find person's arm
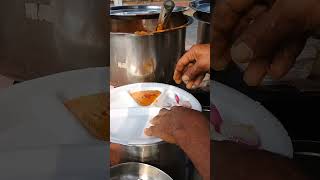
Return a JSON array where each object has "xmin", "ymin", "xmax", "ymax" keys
[
  {"xmin": 213, "ymin": 141, "xmax": 309, "ymax": 180},
  {"xmin": 175, "ymin": 130, "xmax": 210, "ymax": 180},
  {"xmin": 310, "ymin": 1, "xmax": 320, "ymax": 38},
  {"xmin": 144, "ymin": 107, "xmax": 210, "ymax": 180}
]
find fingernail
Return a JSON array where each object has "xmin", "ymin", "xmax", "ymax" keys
[
  {"xmin": 231, "ymin": 42, "xmax": 253, "ymax": 63},
  {"xmin": 194, "ymin": 81, "xmax": 201, "ymax": 87},
  {"xmin": 186, "ymin": 84, "xmax": 193, "ymax": 89},
  {"xmin": 173, "ymin": 76, "xmax": 181, "ymax": 84},
  {"xmin": 191, "ymin": 85, "xmax": 197, "ymax": 89},
  {"xmin": 182, "ymin": 75, "xmax": 190, "ymax": 82},
  {"xmin": 243, "ymin": 75, "xmax": 261, "ymax": 87},
  {"xmin": 144, "ymin": 129, "xmax": 151, "ymax": 136}
]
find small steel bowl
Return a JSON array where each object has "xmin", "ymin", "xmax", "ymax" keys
[{"xmin": 111, "ymin": 162, "xmax": 173, "ymax": 180}]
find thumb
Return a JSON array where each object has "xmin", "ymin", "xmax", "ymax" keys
[
  {"xmin": 230, "ymin": 2, "xmax": 305, "ymax": 63},
  {"xmin": 173, "ymin": 46, "xmax": 197, "ymax": 84}
]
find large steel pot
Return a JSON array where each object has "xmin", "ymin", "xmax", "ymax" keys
[
  {"xmin": 110, "ymin": 13, "xmax": 193, "ymax": 86},
  {"xmin": 193, "ymin": 11, "xmax": 210, "ymax": 44},
  {"xmin": 293, "ymin": 140, "xmax": 320, "ymax": 179},
  {"xmin": 0, "ymin": 0, "xmax": 107, "ymax": 80},
  {"xmin": 110, "ymin": 142, "xmax": 189, "ymax": 180},
  {"xmin": 111, "ymin": 162, "xmax": 173, "ymax": 180}
]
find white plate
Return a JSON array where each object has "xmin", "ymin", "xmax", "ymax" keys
[
  {"xmin": 211, "ymin": 81, "xmax": 293, "ymax": 158},
  {"xmin": 0, "ymin": 67, "xmax": 108, "ymax": 149},
  {"xmin": 0, "ymin": 67, "xmax": 108, "ymax": 179},
  {"xmin": 110, "ymin": 83, "xmax": 202, "ymax": 145},
  {"xmin": 0, "ymin": 144, "xmax": 108, "ymax": 180}
]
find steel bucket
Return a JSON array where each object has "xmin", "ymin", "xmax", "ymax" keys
[
  {"xmin": 111, "ymin": 162, "xmax": 173, "ymax": 180},
  {"xmin": 193, "ymin": 11, "xmax": 210, "ymax": 44},
  {"xmin": 110, "ymin": 142, "xmax": 189, "ymax": 180},
  {"xmin": 110, "ymin": 13, "xmax": 193, "ymax": 86}
]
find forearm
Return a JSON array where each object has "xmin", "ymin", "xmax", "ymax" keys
[
  {"xmin": 309, "ymin": 1, "xmax": 320, "ymax": 37},
  {"xmin": 176, "ymin": 131, "xmax": 210, "ymax": 180},
  {"xmin": 213, "ymin": 141, "xmax": 309, "ymax": 180}
]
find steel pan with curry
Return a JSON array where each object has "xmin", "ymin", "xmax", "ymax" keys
[{"xmin": 110, "ymin": 7, "xmax": 193, "ymax": 86}]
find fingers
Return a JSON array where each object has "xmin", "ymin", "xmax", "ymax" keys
[
  {"xmin": 212, "ymin": 31, "xmax": 232, "ymax": 71},
  {"xmin": 242, "ymin": 34, "xmax": 306, "ymax": 86},
  {"xmin": 173, "ymin": 48, "xmax": 197, "ymax": 84},
  {"xmin": 150, "ymin": 116, "xmax": 161, "ymax": 125},
  {"xmin": 158, "ymin": 108, "xmax": 169, "ymax": 115},
  {"xmin": 268, "ymin": 38, "xmax": 306, "ymax": 80},
  {"xmin": 150, "ymin": 109, "xmax": 169, "ymax": 125},
  {"xmin": 243, "ymin": 59, "xmax": 269, "ymax": 86},
  {"xmin": 232, "ymin": 4, "xmax": 268, "ymax": 41},
  {"xmin": 144, "ymin": 125, "xmax": 160, "ymax": 136},
  {"xmin": 185, "ymin": 74, "xmax": 205, "ymax": 89},
  {"xmin": 183, "ymin": 63, "xmax": 204, "ymax": 80},
  {"xmin": 144, "ymin": 126, "xmax": 176, "ymax": 144},
  {"xmin": 181, "ymin": 63, "xmax": 195, "ymax": 84},
  {"xmin": 193, "ymin": 74, "xmax": 206, "ymax": 88},
  {"xmin": 182, "ymin": 63, "xmax": 206, "ymax": 89},
  {"xmin": 231, "ymin": 3, "xmax": 304, "ymax": 64},
  {"xmin": 174, "ymin": 44, "xmax": 209, "ymax": 87},
  {"xmin": 186, "ymin": 81, "xmax": 194, "ymax": 90},
  {"xmin": 242, "ymin": 38, "xmax": 306, "ymax": 86},
  {"xmin": 147, "ymin": 108, "xmax": 170, "ymax": 132},
  {"xmin": 145, "ymin": 110, "xmax": 177, "ymax": 144},
  {"xmin": 214, "ymin": 0, "xmax": 253, "ymax": 36},
  {"xmin": 212, "ymin": 0, "xmax": 257, "ymax": 70}
]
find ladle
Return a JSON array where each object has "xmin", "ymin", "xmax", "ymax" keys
[{"xmin": 156, "ymin": 0, "xmax": 175, "ymax": 31}]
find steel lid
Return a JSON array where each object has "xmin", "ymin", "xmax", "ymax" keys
[
  {"xmin": 110, "ymin": 5, "xmax": 188, "ymax": 16},
  {"xmin": 189, "ymin": 0, "xmax": 211, "ymax": 14}
]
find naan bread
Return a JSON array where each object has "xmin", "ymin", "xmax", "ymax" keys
[
  {"xmin": 129, "ymin": 90, "xmax": 161, "ymax": 106},
  {"xmin": 64, "ymin": 93, "xmax": 109, "ymax": 141}
]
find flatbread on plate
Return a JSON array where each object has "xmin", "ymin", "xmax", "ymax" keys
[{"xmin": 64, "ymin": 93, "xmax": 109, "ymax": 141}]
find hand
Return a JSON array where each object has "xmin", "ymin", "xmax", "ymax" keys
[
  {"xmin": 144, "ymin": 106, "xmax": 209, "ymax": 145},
  {"xmin": 213, "ymin": 0, "xmax": 320, "ymax": 86},
  {"xmin": 145, "ymin": 107, "xmax": 210, "ymax": 180},
  {"xmin": 173, "ymin": 44, "xmax": 210, "ymax": 89},
  {"xmin": 214, "ymin": 141, "xmax": 309, "ymax": 180},
  {"xmin": 110, "ymin": 143, "xmax": 122, "ymax": 166}
]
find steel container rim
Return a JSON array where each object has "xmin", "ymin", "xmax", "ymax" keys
[
  {"xmin": 193, "ymin": 11, "xmax": 210, "ymax": 25},
  {"xmin": 110, "ymin": 140, "xmax": 167, "ymax": 147},
  {"xmin": 110, "ymin": 15, "xmax": 193, "ymax": 37},
  {"xmin": 110, "ymin": 5, "xmax": 189, "ymax": 16},
  {"xmin": 111, "ymin": 162, "xmax": 173, "ymax": 180}
]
